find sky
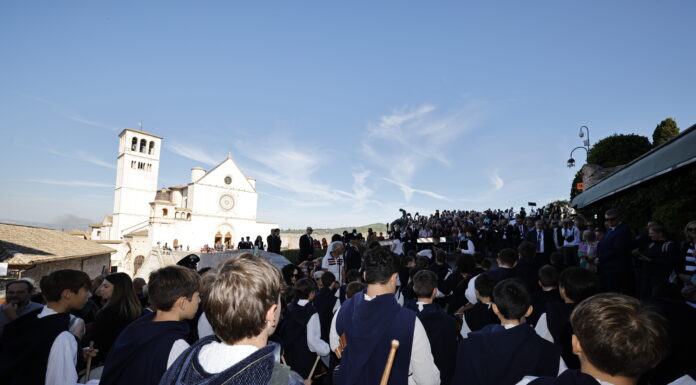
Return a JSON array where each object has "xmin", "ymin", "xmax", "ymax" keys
[{"xmin": 1, "ymin": 1, "xmax": 695, "ymax": 229}]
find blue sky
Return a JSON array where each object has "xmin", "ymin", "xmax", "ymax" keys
[{"xmin": 1, "ymin": 1, "xmax": 695, "ymax": 229}]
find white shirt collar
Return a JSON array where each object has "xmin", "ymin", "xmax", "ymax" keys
[{"xmin": 297, "ymin": 299, "xmax": 309, "ymax": 306}]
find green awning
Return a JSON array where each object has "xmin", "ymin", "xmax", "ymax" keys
[{"xmin": 572, "ymin": 123, "xmax": 696, "ymax": 209}]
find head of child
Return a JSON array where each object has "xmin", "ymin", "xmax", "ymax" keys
[
  {"xmin": 571, "ymin": 294, "xmax": 668, "ymax": 384},
  {"xmin": 497, "ymin": 248, "xmax": 518, "ymax": 269},
  {"xmin": 474, "ymin": 274, "xmax": 494, "ymax": 304},
  {"xmin": 538, "ymin": 264, "xmax": 559, "ymax": 290},
  {"xmin": 345, "ymin": 281, "xmax": 366, "ymax": 300},
  {"xmin": 40, "ymin": 269, "xmax": 92, "ymax": 312},
  {"xmin": 205, "ymin": 254, "xmax": 285, "ymax": 347},
  {"xmin": 491, "ymin": 279, "xmax": 532, "ymax": 325},
  {"xmin": 294, "ymin": 278, "xmax": 317, "ymax": 302},
  {"xmin": 362, "ymin": 247, "xmax": 400, "ymax": 295},
  {"xmin": 321, "ymin": 271, "xmax": 338, "ymax": 291},
  {"xmin": 413, "ymin": 270, "xmax": 438, "ymax": 304},
  {"xmin": 148, "ymin": 265, "xmax": 202, "ymax": 321},
  {"xmin": 559, "ymin": 267, "xmax": 599, "ymax": 304}
]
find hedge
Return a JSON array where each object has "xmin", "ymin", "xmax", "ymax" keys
[{"xmin": 577, "ymin": 163, "xmax": 696, "ymax": 241}]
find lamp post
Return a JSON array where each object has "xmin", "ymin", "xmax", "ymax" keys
[{"xmin": 567, "ymin": 125, "xmax": 591, "ymax": 168}]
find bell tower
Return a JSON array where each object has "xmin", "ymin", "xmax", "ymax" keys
[{"xmin": 111, "ymin": 128, "xmax": 162, "ymax": 239}]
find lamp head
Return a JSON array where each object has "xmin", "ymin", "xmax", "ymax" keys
[{"xmin": 567, "ymin": 158, "xmax": 576, "ymax": 168}]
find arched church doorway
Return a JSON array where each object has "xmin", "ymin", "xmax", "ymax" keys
[
  {"xmin": 224, "ymin": 232, "xmax": 232, "ymax": 249},
  {"xmin": 134, "ymin": 255, "xmax": 145, "ymax": 275},
  {"xmin": 214, "ymin": 232, "xmax": 222, "ymax": 246}
]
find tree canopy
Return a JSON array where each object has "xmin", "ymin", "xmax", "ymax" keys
[
  {"xmin": 652, "ymin": 118, "xmax": 680, "ymax": 147},
  {"xmin": 586, "ymin": 134, "xmax": 652, "ymax": 168}
]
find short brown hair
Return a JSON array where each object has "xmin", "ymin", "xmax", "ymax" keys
[
  {"xmin": 205, "ymin": 253, "xmax": 284, "ymax": 344},
  {"xmin": 413, "ymin": 270, "xmax": 438, "ymax": 298},
  {"xmin": 148, "ymin": 266, "xmax": 201, "ymax": 311},
  {"xmin": 40, "ymin": 270, "xmax": 91, "ymax": 302},
  {"xmin": 571, "ymin": 293, "xmax": 668, "ymax": 377},
  {"xmin": 346, "ymin": 281, "xmax": 365, "ymax": 299}
]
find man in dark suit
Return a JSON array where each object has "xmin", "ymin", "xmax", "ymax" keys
[
  {"xmin": 299, "ymin": 227, "xmax": 314, "ymax": 263},
  {"xmin": 526, "ymin": 220, "xmax": 557, "ymax": 268},
  {"xmin": 267, "ymin": 228, "xmax": 281, "ymax": 254},
  {"xmin": 597, "ymin": 209, "xmax": 634, "ymax": 295}
]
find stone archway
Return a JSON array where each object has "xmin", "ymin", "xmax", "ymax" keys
[
  {"xmin": 224, "ymin": 232, "xmax": 232, "ymax": 248},
  {"xmin": 134, "ymin": 255, "xmax": 145, "ymax": 275},
  {"xmin": 214, "ymin": 232, "xmax": 222, "ymax": 246}
]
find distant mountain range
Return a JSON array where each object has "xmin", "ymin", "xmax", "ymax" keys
[{"xmin": 0, "ymin": 214, "xmax": 96, "ymax": 231}]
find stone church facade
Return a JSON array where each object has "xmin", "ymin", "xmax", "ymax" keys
[{"xmin": 91, "ymin": 128, "xmax": 277, "ymax": 277}]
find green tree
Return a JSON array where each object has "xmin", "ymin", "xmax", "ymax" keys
[
  {"xmin": 652, "ymin": 118, "xmax": 680, "ymax": 147},
  {"xmin": 570, "ymin": 170, "xmax": 583, "ymax": 200},
  {"xmin": 587, "ymin": 134, "xmax": 651, "ymax": 168}
]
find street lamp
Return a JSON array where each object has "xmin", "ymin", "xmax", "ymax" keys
[
  {"xmin": 567, "ymin": 146, "xmax": 588, "ymax": 168},
  {"xmin": 578, "ymin": 125, "xmax": 591, "ymax": 148},
  {"xmin": 568, "ymin": 125, "xmax": 591, "ymax": 168}
]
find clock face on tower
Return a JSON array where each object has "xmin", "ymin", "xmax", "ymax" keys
[{"xmin": 219, "ymin": 194, "xmax": 235, "ymax": 211}]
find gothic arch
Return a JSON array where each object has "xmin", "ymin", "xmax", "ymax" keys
[
  {"xmin": 140, "ymin": 139, "xmax": 147, "ymax": 153},
  {"xmin": 148, "ymin": 141, "xmax": 155, "ymax": 155},
  {"xmin": 134, "ymin": 255, "xmax": 145, "ymax": 275},
  {"xmin": 131, "ymin": 137, "xmax": 138, "ymax": 151}
]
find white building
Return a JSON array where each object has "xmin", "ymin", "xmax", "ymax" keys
[{"xmin": 91, "ymin": 128, "xmax": 277, "ymax": 277}]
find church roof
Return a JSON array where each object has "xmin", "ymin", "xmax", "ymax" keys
[
  {"xmin": 119, "ymin": 128, "xmax": 163, "ymax": 139},
  {"xmin": 0, "ymin": 223, "xmax": 116, "ymax": 265},
  {"xmin": 124, "ymin": 229, "xmax": 149, "ymax": 237}
]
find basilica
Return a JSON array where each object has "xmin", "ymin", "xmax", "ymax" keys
[{"xmin": 90, "ymin": 128, "xmax": 277, "ymax": 277}]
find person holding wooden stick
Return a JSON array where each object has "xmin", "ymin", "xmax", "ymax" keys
[
  {"xmin": 0, "ymin": 269, "xmax": 99, "ymax": 385},
  {"xmin": 332, "ymin": 247, "xmax": 440, "ymax": 385}
]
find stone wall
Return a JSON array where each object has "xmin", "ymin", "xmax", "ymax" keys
[
  {"xmin": 20, "ymin": 253, "xmax": 112, "ymax": 281},
  {"xmin": 581, "ymin": 163, "xmax": 625, "ymax": 190}
]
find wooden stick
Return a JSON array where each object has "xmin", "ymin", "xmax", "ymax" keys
[
  {"xmin": 379, "ymin": 339, "xmax": 400, "ymax": 385},
  {"xmin": 84, "ymin": 341, "xmax": 95, "ymax": 382},
  {"xmin": 307, "ymin": 355, "xmax": 321, "ymax": 380}
]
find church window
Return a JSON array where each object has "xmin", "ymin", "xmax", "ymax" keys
[
  {"xmin": 162, "ymin": 208, "xmax": 168, "ymax": 217},
  {"xmin": 140, "ymin": 139, "xmax": 147, "ymax": 153},
  {"xmin": 131, "ymin": 137, "xmax": 138, "ymax": 151},
  {"xmin": 148, "ymin": 141, "xmax": 155, "ymax": 155},
  {"xmin": 224, "ymin": 176, "xmax": 232, "ymax": 185},
  {"xmin": 186, "ymin": 213, "xmax": 191, "ymax": 220}
]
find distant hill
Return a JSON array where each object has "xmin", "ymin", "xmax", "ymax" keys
[
  {"xmin": 0, "ymin": 214, "xmax": 95, "ymax": 231},
  {"xmin": 282, "ymin": 223, "xmax": 389, "ymax": 235}
]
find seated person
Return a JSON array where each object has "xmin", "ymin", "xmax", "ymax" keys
[
  {"xmin": 519, "ymin": 293, "xmax": 670, "ymax": 385},
  {"xmin": 452, "ymin": 278, "xmax": 563, "ymax": 385},
  {"xmin": 100, "ymin": 265, "xmax": 201, "ymax": 385},
  {"xmin": 159, "ymin": 254, "xmax": 304, "ymax": 385}
]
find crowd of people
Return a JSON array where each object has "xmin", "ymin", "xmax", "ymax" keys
[{"xmin": 0, "ymin": 207, "xmax": 694, "ymax": 385}]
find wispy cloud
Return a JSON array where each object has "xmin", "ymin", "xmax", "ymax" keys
[
  {"xmin": 235, "ymin": 138, "xmax": 379, "ymax": 210},
  {"xmin": 382, "ymin": 178, "xmax": 448, "ymax": 201},
  {"xmin": 167, "ymin": 143, "xmax": 220, "ymax": 167},
  {"xmin": 24, "ymin": 179, "xmax": 112, "ymax": 188},
  {"xmin": 47, "ymin": 149, "xmax": 115, "ymax": 169},
  {"xmin": 490, "ymin": 170, "xmax": 504, "ymax": 191},
  {"xmin": 362, "ymin": 103, "xmax": 482, "ymax": 201},
  {"xmin": 27, "ymin": 95, "xmax": 120, "ymax": 131}
]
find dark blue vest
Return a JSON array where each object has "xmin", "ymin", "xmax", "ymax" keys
[
  {"xmin": 101, "ymin": 312, "xmax": 189, "ymax": 385},
  {"xmin": 452, "ymin": 323, "xmax": 561, "ymax": 385},
  {"xmin": 0, "ymin": 309, "xmax": 70, "ymax": 385},
  {"xmin": 279, "ymin": 300, "xmax": 317, "ymax": 378},
  {"xmin": 336, "ymin": 292, "xmax": 416, "ymax": 385}
]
